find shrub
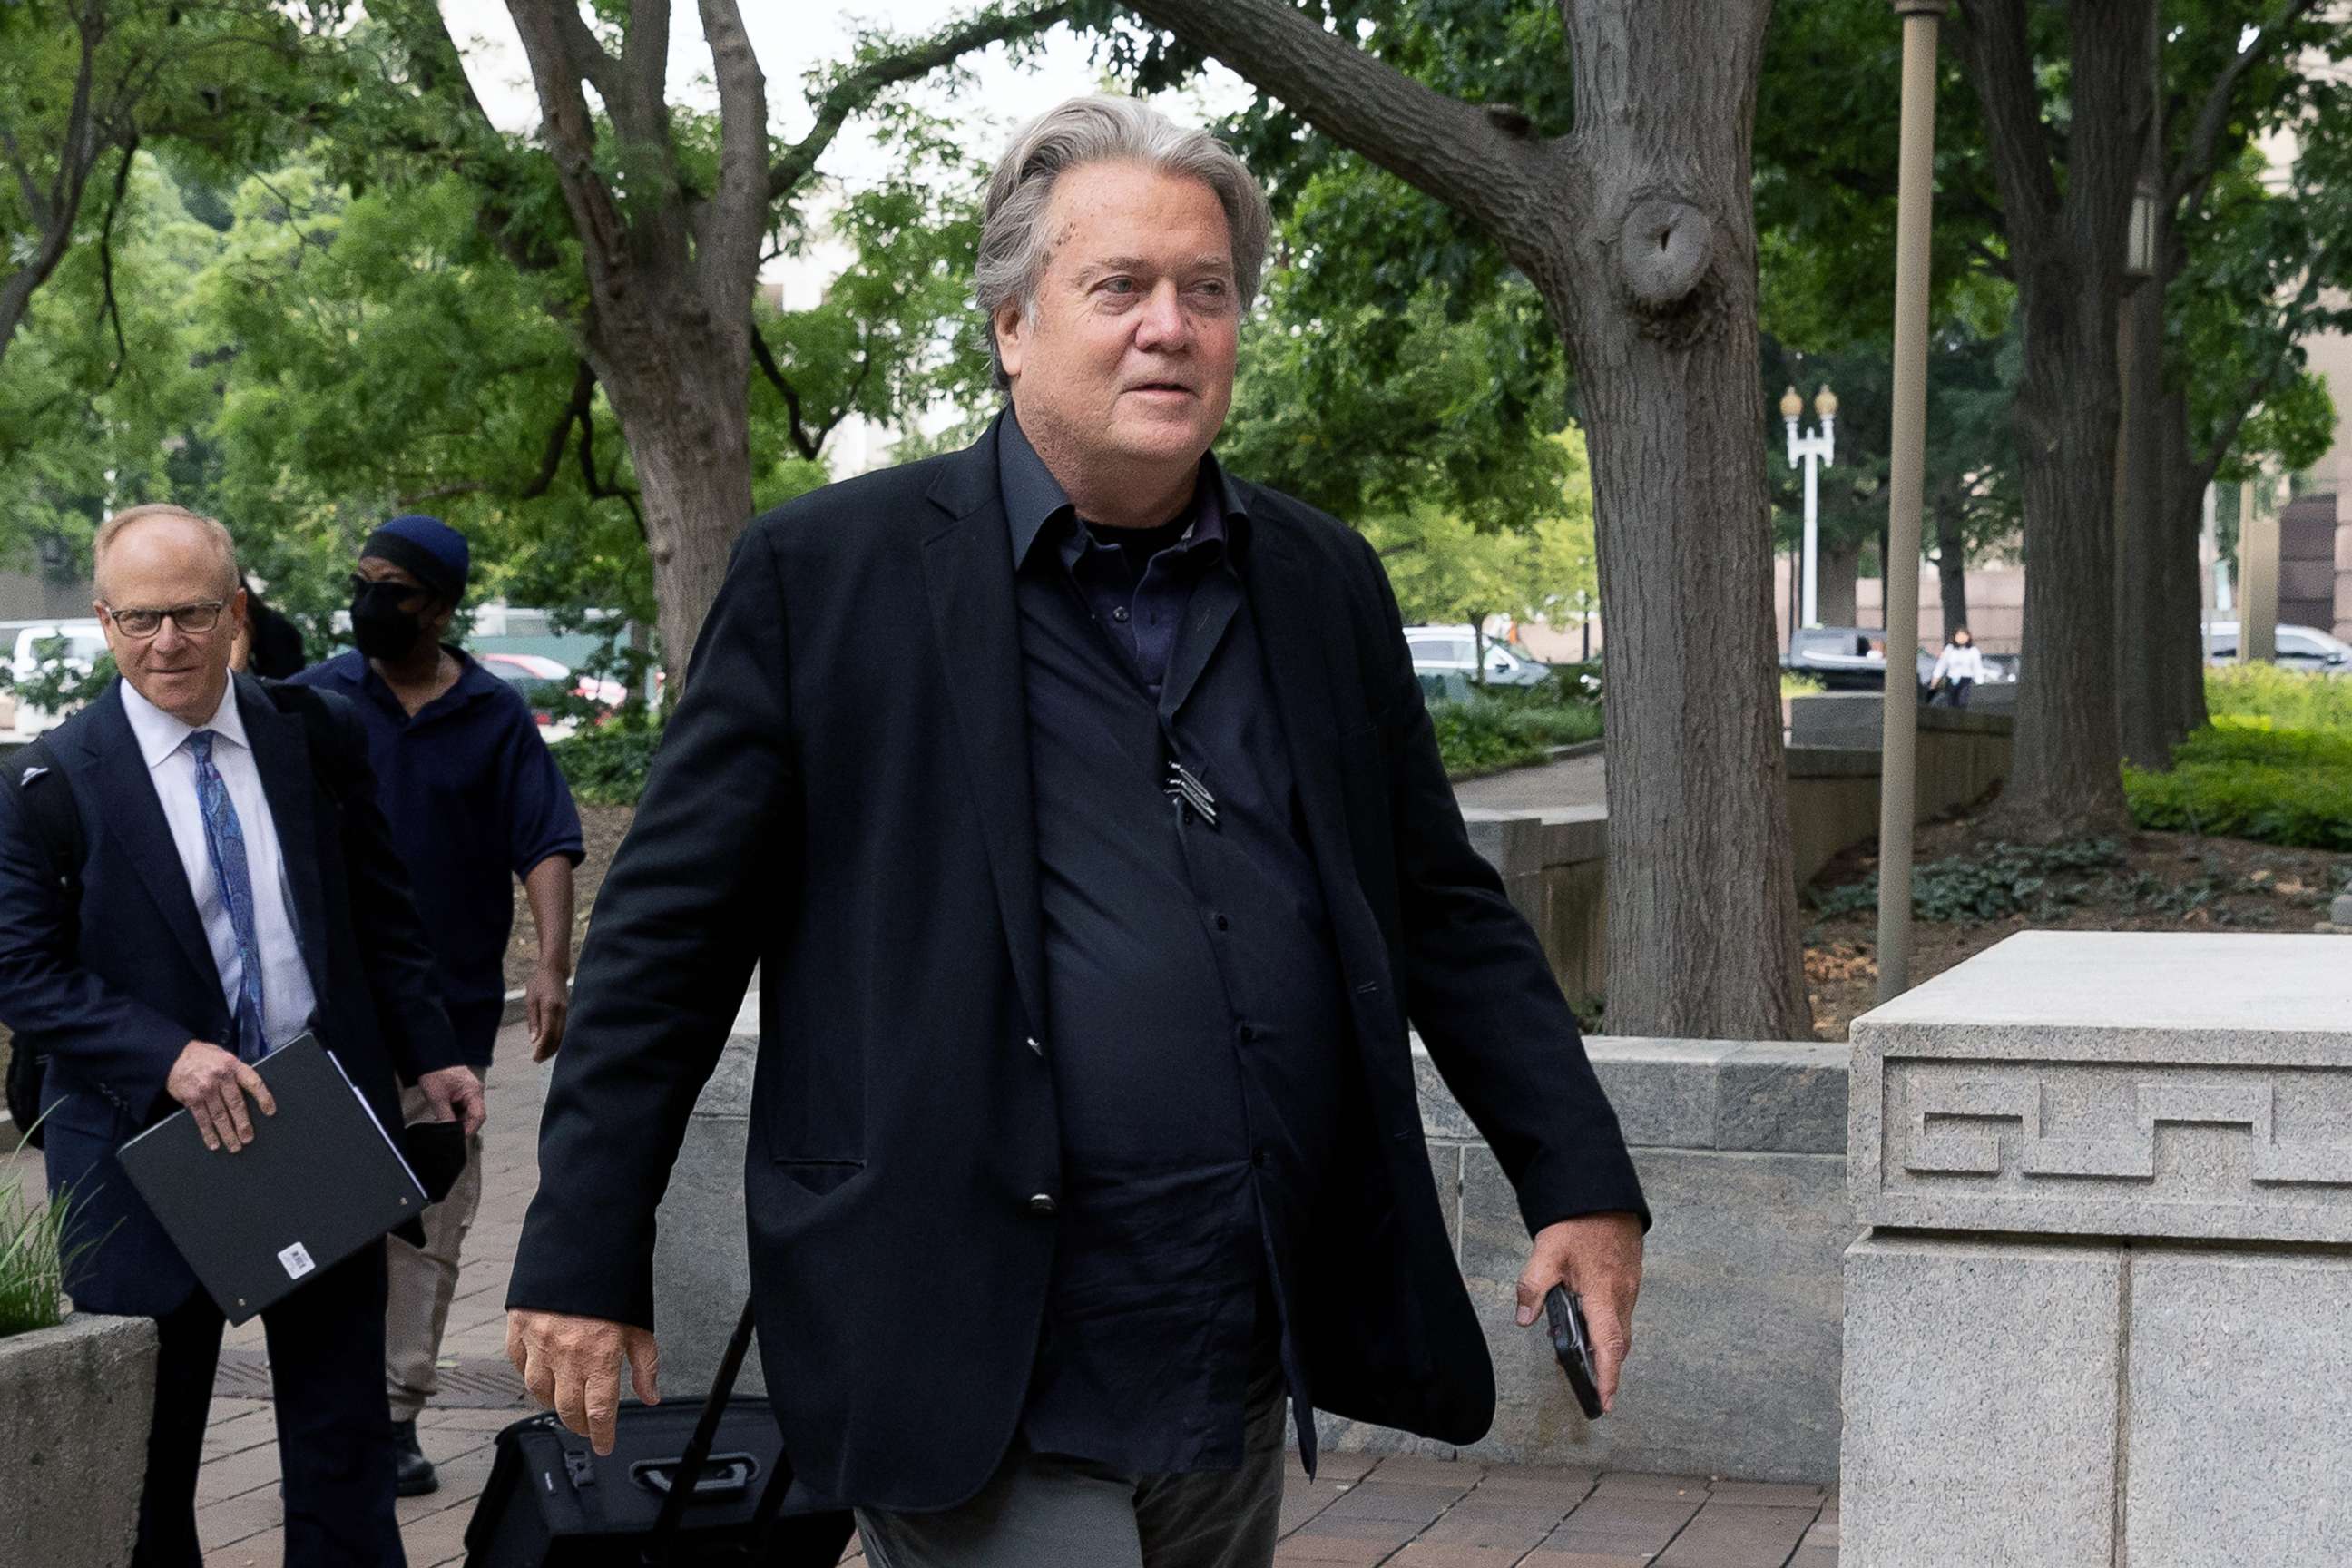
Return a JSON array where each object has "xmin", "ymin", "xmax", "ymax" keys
[
  {"xmin": 551, "ymin": 716, "xmax": 666, "ymax": 806},
  {"xmin": 1433, "ymin": 690, "xmax": 1602, "ymax": 778},
  {"xmin": 1811, "ymin": 839, "xmax": 2128, "ymax": 923},
  {"xmin": 2125, "ymin": 720, "xmax": 2352, "ymax": 851}
]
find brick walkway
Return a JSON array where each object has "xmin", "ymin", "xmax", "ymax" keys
[{"xmin": 17, "ymin": 1024, "xmax": 1838, "ymax": 1568}]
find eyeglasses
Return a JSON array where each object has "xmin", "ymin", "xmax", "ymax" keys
[{"xmin": 101, "ymin": 601, "xmax": 228, "ymax": 639}]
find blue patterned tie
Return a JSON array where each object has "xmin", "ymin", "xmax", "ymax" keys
[{"xmin": 187, "ymin": 730, "xmax": 267, "ymax": 1063}]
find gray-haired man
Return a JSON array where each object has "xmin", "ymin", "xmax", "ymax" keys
[{"xmin": 505, "ymin": 95, "xmax": 1648, "ymax": 1568}]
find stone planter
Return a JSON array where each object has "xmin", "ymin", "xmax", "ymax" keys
[{"xmin": 0, "ymin": 1312, "xmax": 159, "ymax": 1568}]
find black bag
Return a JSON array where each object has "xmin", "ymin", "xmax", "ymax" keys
[
  {"xmin": 5, "ymin": 737, "xmax": 77, "ymax": 1149},
  {"xmin": 464, "ymin": 1302, "xmax": 857, "ymax": 1567}
]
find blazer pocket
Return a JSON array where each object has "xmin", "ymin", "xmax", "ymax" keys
[{"xmin": 772, "ymin": 1157, "xmax": 865, "ymax": 1197}]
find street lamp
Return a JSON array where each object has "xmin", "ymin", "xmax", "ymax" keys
[{"xmin": 1783, "ymin": 384, "xmax": 1838, "ymax": 628}]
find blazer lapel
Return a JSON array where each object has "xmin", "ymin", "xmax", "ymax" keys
[
  {"xmin": 920, "ymin": 429, "xmax": 1047, "ymax": 1037},
  {"xmin": 74, "ymin": 685, "xmax": 220, "ymax": 995},
  {"xmin": 236, "ymin": 677, "xmax": 332, "ymax": 1010}
]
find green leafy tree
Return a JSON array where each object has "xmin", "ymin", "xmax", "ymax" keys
[
  {"xmin": 333, "ymin": 0, "xmax": 1074, "ymax": 686},
  {"xmin": 1102, "ymin": 0, "xmax": 1813, "ymax": 1038}
]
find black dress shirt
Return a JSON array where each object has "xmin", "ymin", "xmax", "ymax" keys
[{"xmin": 999, "ymin": 409, "xmax": 1352, "ymax": 1475}]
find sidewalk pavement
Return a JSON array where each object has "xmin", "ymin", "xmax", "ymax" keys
[{"xmin": 26, "ymin": 1024, "xmax": 1838, "ymax": 1568}]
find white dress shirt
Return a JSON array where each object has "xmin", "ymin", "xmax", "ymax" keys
[
  {"xmin": 121, "ymin": 679, "xmax": 319, "ymax": 1050},
  {"xmin": 1930, "ymin": 643, "xmax": 1987, "ymax": 684}
]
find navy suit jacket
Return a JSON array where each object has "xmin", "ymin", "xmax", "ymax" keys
[
  {"xmin": 0, "ymin": 675, "xmax": 459, "ymax": 1317},
  {"xmin": 509, "ymin": 424, "xmax": 1645, "ymax": 1512}
]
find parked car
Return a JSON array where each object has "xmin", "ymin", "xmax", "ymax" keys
[
  {"xmin": 8, "ymin": 622, "xmax": 108, "ymax": 737},
  {"xmin": 476, "ymin": 652, "xmax": 625, "ymax": 740},
  {"xmin": 1783, "ymin": 626, "xmax": 1929, "ymax": 691},
  {"xmin": 1405, "ymin": 625, "xmax": 1552, "ymax": 689},
  {"xmin": 2201, "ymin": 621, "xmax": 2352, "ymax": 673},
  {"xmin": 1783, "ymin": 625, "xmax": 2019, "ymax": 693}
]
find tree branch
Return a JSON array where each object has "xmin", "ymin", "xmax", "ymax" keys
[
  {"xmin": 695, "ymin": 0, "xmax": 771, "ymax": 299},
  {"xmin": 1120, "ymin": 0, "xmax": 1550, "ymax": 250},
  {"xmin": 94, "ymin": 131, "xmax": 138, "ymax": 392},
  {"xmin": 749, "ymin": 323, "xmax": 824, "ymax": 460},
  {"xmin": 519, "ymin": 359, "xmax": 599, "ymax": 499},
  {"xmin": 767, "ymin": 2, "xmax": 1076, "ymax": 203},
  {"xmin": 1953, "ymin": 0, "xmax": 2064, "ymax": 244},
  {"xmin": 2168, "ymin": 0, "xmax": 2327, "ymax": 214}
]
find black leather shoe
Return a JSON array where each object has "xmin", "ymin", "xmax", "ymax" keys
[{"xmin": 392, "ymin": 1419, "xmax": 439, "ymax": 1497}]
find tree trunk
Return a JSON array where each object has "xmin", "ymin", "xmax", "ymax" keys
[
  {"xmin": 2152, "ymin": 385, "xmax": 2210, "ymax": 749},
  {"xmin": 1125, "ymin": 0, "xmax": 1808, "ymax": 1039},
  {"xmin": 1932, "ymin": 494, "xmax": 1970, "ymax": 642},
  {"xmin": 1818, "ymin": 533, "xmax": 1862, "ymax": 628},
  {"xmin": 588, "ymin": 306, "xmax": 757, "ymax": 691},
  {"xmin": 1962, "ymin": 0, "xmax": 2151, "ymax": 841},
  {"xmin": 2115, "ymin": 270, "xmax": 2171, "ymax": 769}
]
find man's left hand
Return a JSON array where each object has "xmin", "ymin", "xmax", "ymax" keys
[
  {"xmin": 1516, "ymin": 1210, "xmax": 1644, "ymax": 1414},
  {"xmin": 526, "ymin": 963, "xmax": 571, "ymax": 1063},
  {"xmin": 418, "ymin": 1064, "xmax": 487, "ymax": 1138}
]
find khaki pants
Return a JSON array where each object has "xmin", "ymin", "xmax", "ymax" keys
[{"xmin": 385, "ymin": 1082, "xmax": 486, "ymax": 1424}]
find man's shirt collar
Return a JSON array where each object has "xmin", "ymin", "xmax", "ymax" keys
[
  {"xmin": 121, "ymin": 675, "xmax": 249, "ymax": 771},
  {"xmin": 995, "ymin": 405, "xmax": 1249, "ymax": 571}
]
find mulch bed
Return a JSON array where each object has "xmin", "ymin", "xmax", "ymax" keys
[{"xmin": 1801, "ymin": 812, "xmax": 2351, "ymax": 1041}]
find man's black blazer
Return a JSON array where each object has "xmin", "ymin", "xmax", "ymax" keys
[
  {"xmin": 510, "ymin": 418, "xmax": 1644, "ymax": 1512},
  {"xmin": 0, "ymin": 675, "xmax": 460, "ymax": 1317}
]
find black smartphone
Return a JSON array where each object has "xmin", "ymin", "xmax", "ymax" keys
[{"xmin": 1544, "ymin": 1284, "xmax": 1605, "ymax": 1420}]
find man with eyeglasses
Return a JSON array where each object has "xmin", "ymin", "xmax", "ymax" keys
[
  {"xmin": 291, "ymin": 513, "xmax": 583, "ymax": 1496},
  {"xmin": 0, "ymin": 503, "xmax": 483, "ymax": 1567}
]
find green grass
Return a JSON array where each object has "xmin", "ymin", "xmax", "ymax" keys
[
  {"xmin": 0, "ymin": 1161, "xmax": 71, "ymax": 1340},
  {"xmin": 2124, "ymin": 718, "xmax": 2352, "ymax": 852}
]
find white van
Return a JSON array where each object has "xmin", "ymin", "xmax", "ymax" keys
[{"xmin": 9, "ymin": 622, "xmax": 109, "ymax": 737}]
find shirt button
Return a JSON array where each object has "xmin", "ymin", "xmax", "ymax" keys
[
  {"xmin": 1239, "ymin": 1025, "xmax": 1259, "ymax": 1044},
  {"xmin": 1027, "ymin": 1193, "xmax": 1058, "ymax": 1215},
  {"xmin": 1213, "ymin": 914, "xmax": 1230, "ymax": 932},
  {"xmin": 1112, "ymin": 605, "xmax": 1131, "ymax": 622},
  {"xmin": 1024, "ymin": 1034, "xmax": 1044, "ymax": 1056},
  {"xmin": 1252, "ymin": 1147, "xmax": 1270, "ymax": 1170}
]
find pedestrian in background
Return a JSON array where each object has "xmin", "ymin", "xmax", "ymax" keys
[
  {"xmin": 0, "ymin": 503, "xmax": 480, "ymax": 1567},
  {"xmin": 292, "ymin": 513, "xmax": 583, "ymax": 1496},
  {"xmin": 1927, "ymin": 625, "xmax": 1984, "ymax": 707}
]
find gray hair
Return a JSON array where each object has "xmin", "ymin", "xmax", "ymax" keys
[
  {"xmin": 975, "ymin": 94, "xmax": 1272, "ymax": 390},
  {"xmin": 93, "ymin": 503, "xmax": 240, "ymax": 598}
]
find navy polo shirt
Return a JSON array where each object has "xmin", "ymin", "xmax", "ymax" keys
[
  {"xmin": 290, "ymin": 650, "xmax": 584, "ymax": 1066},
  {"xmin": 999, "ymin": 409, "xmax": 1353, "ymax": 1475}
]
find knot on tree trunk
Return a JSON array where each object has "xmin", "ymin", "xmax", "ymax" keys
[
  {"xmin": 1617, "ymin": 196, "xmax": 1720, "ymax": 343},
  {"xmin": 1483, "ymin": 102, "xmax": 1535, "ymax": 139}
]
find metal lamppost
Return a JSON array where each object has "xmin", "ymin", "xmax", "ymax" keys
[
  {"xmin": 1876, "ymin": 0, "xmax": 1946, "ymax": 1004},
  {"xmin": 1782, "ymin": 385, "xmax": 1839, "ymax": 629}
]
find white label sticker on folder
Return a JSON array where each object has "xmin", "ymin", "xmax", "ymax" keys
[{"xmin": 277, "ymin": 1242, "xmax": 316, "ymax": 1280}]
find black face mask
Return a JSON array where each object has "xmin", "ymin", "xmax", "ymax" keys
[{"xmin": 350, "ymin": 580, "xmax": 427, "ymax": 662}]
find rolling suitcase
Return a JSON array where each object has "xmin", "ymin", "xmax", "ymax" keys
[{"xmin": 463, "ymin": 1301, "xmax": 858, "ymax": 1566}]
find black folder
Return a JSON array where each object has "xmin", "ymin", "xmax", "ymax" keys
[{"xmin": 116, "ymin": 1034, "xmax": 427, "ymax": 1323}]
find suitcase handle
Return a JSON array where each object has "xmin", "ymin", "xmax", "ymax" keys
[{"xmin": 631, "ymin": 1452, "xmax": 760, "ymax": 1502}]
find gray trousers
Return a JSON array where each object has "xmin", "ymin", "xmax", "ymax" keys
[
  {"xmin": 856, "ymin": 1367, "xmax": 1288, "ymax": 1568},
  {"xmin": 385, "ymin": 1082, "xmax": 487, "ymax": 1423}
]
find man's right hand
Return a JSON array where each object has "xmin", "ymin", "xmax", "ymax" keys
[
  {"xmin": 506, "ymin": 1308, "xmax": 661, "ymax": 1455},
  {"xmin": 166, "ymin": 1040, "xmax": 275, "ymax": 1152}
]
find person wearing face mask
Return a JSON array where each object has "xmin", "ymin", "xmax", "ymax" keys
[
  {"xmin": 1927, "ymin": 624, "xmax": 1986, "ymax": 708},
  {"xmin": 290, "ymin": 513, "xmax": 584, "ymax": 1496}
]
